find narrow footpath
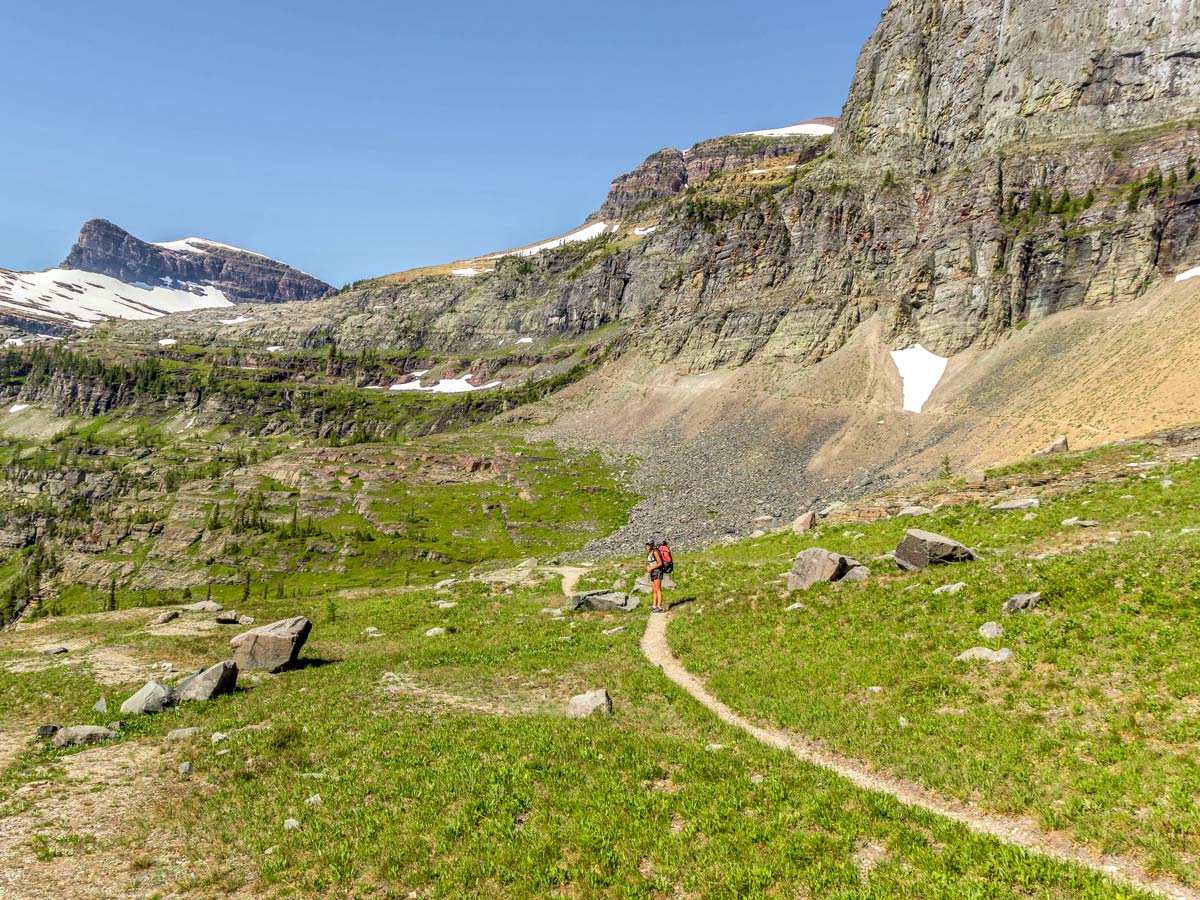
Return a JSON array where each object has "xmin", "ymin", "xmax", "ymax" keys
[{"xmin": 641, "ymin": 610, "xmax": 1199, "ymax": 900}]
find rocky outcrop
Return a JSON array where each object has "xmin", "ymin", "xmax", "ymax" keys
[
  {"xmin": 230, "ymin": 616, "xmax": 312, "ymax": 672},
  {"xmin": 62, "ymin": 219, "xmax": 334, "ymax": 304}
]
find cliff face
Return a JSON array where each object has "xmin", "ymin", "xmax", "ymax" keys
[
  {"xmin": 62, "ymin": 219, "xmax": 335, "ymax": 304},
  {"xmin": 837, "ymin": 0, "xmax": 1200, "ymax": 170}
]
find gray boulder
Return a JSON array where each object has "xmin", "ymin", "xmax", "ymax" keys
[
  {"xmin": 566, "ymin": 689, "xmax": 612, "ymax": 718},
  {"xmin": 425, "ymin": 627, "xmax": 446, "ymax": 637},
  {"xmin": 230, "ymin": 616, "xmax": 312, "ymax": 672},
  {"xmin": 894, "ymin": 530, "xmax": 978, "ymax": 571},
  {"xmin": 955, "ymin": 647, "xmax": 1014, "ymax": 663},
  {"xmin": 992, "ymin": 498, "xmax": 1040, "ymax": 511},
  {"xmin": 568, "ymin": 590, "xmax": 640, "ymax": 613},
  {"xmin": 897, "ymin": 506, "xmax": 933, "ymax": 518},
  {"xmin": 965, "ymin": 470, "xmax": 987, "ymax": 485},
  {"xmin": 238, "ymin": 615, "xmax": 255, "ymax": 626},
  {"xmin": 786, "ymin": 548, "xmax": 868, "ymax": 591},
  {"xmin": 1034, "ymin": 435, "xmax": 1069, "ymax": 456},
  {"xmin": 177, "ymin": 661, "xmax": 239, "ymax": 703},
  {"xmin": 120, "ymin": 681, "xmax": 177, "ymax": 715},
  {"xmin": 43, "ymin": 646, "xmax": 68, "ymax": 656},
  {"xmin": 978, "ymin": 621, "xmax": 1003, "ymax": 639},
  {"xmin": 154, "ymin": 610, "xmax": 180, "ymax": 625},
  {"xmin": 792, "ymin": 511, "xmax": 818, "ymax": 533},
  {"xmin": 166, "ymin": 727, "xmax": 201, "ymax": 742},
  {"xmin": 92, "ymin": 697, "xmax": 107, "ymax": 714},
  {"xmin": 52, "ymin": 725, "xmax": 115, "ymax": 747},
  {"xmin": 933, "ymin": 582, "xmax": 967, "ymax": 595},
  {"xmin": 182, "ymin": 600, "xmax": 223, "ymax": 612},
  {"xmin": 1002, "ymin": 592, "xmax": 1043, "ymax": 614},
  {"xmin": 215, "ymin": 611, "xmax": 240, "ymax": 625}
]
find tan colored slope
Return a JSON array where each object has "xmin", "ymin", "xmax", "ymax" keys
[{"xmin": 530, "ymin": 276, "xmax": 1200, "ymax": 541}]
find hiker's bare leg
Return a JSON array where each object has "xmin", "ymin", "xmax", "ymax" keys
[{"xmin": 652, "ymin": 579, "xmax": 663, "ymax": 609}]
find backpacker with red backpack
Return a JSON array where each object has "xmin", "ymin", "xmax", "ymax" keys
[{"xmin": 656, "ymin": 541, "xmax": 674, "ymax": 575}]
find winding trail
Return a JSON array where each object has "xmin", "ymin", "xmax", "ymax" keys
[{"xmin": 641, "ymin": 611, "xmax": 1199, "ymax": 900}]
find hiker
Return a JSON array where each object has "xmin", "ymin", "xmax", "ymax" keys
[{"xmin": 645, "ymin": 539, "xmax": 673, "ymax": 613}]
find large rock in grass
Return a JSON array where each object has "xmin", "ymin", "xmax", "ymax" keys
[
  {"xmin": 177, "ymin": 660, "xmax": 239, "ymax": 702},
  {"xmin": 120, "ymin": 681, "xmax": 177, "ymax": 715},
  {"xmin": 182, "ymin": 600, "xmax": 223, "ymax": 612},
  {"xmin": 230, "ymin": 616, "xmax": 312, "ymax": 672},
  {"xmin": 1034, "ymin": 435, "xmax": 1069, "ymax": 456},
  {"xmin": 792, "ymin": 511, "xmax": 818, "ymax": 533},
  {"xmin": 568, "ymin": 590, "xmax": 640, "ymax": 613},
  {"xmin": 786, "ymin": 548, "xmax": 869, "ymax": 591},
  {"xmin": 566, "ymin": 689, "xmax": 612, "ymax": 718},
  {"xmin": 52, "ymin": 725, "xmax": 116, "ymax": 747},
  {"xmin": 894, "ymin": 529, "xmax": 978, "ymax": 572}
]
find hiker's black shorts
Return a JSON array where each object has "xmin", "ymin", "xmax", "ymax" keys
[{"xmin": 649, "ymin": 568, "xmax": 663, "ymax": 583}]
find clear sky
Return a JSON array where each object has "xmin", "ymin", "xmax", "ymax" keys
[{"xmin": 3, "ymin": 0, "xmax": 884, "ymax": 287}]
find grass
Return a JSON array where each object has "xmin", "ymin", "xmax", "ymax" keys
[
  {"xmin": 666, "ymin": 448, "xmax": 1200, "ymax": 883},
  {"xmin": 0, "ymin": 575, "xmax": 1163, "ymax": 898}
]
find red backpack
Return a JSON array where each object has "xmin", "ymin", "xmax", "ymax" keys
[{"xmin": 657, "ymin": 542, "xmax": 674, "ymax": 574}]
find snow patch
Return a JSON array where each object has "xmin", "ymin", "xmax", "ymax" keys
[
  {"xmin": 748, "ymin": 168, "xmax": 767, "ymax": 174},
  {"xmin": 634, "ymin": 225, "xmax": 658, "ymax": 236},
  {"xmin": 738, "ymin": 122, "xmax": 835, "ymax": 137},
  {"xmin": 158, "ymin": 338, "xmax": 178, "ymax": 346},
  {"xmin": 891, "ymin": 345, "xmax": 948, "ymax": 413},
  {"xmin": 490, "ymin": 222, "xmax": 613, "ymax": 259},
  {"xmin": 154, "ymin": 237, "xmax": 271, "ymax": 261},
  {"xmin": 389, "ymin": 377, "xmax": 502, "ymax": 394},
  {"xmin": 1175, "ymin": 266, "xmax": 1200, "ymax": 283},
  {"xmin": 218, "ymin": 315, "xmax": 254, "ymax": 325},
  {"xmin": 266, "ymin": 345, "xmax": 285, "ymax": 352},
  {"xmin": 515, "ymin": 337, "xmax": 533, "ymax": 344},
  {"xmin": 8, "ymin": 404, "xmax": 29, "ymax": 414},
  {"xmin": 452, "ymin": 268, "xmax": 481, "ymax": 277},
  {"xmin": 0, "ymin": 268, "xmax": 231, "ymax": 328}
]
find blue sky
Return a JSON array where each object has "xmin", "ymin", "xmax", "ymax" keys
[{"xmin": 3, "ymin": 0, "xmax": 884, "ymax": 286}]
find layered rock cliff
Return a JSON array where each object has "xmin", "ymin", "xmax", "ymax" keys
[{"xmin": 63, "ymin": 219, "xmax": 335, "ymax": 304}]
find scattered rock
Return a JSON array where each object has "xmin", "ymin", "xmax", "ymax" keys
[
  {"xmin": 425, "ymin": 627, "xmax": 446, "ymax": 637},
  {"xmin": 304, "ymin": 794, "xmax": 322, "ymax": 806},
  {"xmin": 568, "ymin": 590, "xmax": 640, "ymax": 613},
  {"xmin": 42, "ymin": 646, "xmax": 68, "ymax": 656},
  {"xmin": 1062, "ymin": 517, "xmax": 1100, "ymax": 528},
  {"xmin": 893, "ymin": 530, "xmax": 978, "ymax": 571},
  {"xmin": 933, "ymin": 582, "xmax": 967, "ymax": 595},
  {"xmin": 120, "ymin": 681, "xmax": 177, "ymax": 716},
  {"xmin": 539, "ymin": 607, "xmax": 564, "ymax": 617},
  {"xmin": 897, "ymin": 506, "xmax": 933, "ymax": 518},
  {"xmin": 867, "ymin": 686, "xmax": 883, "ymax": 694},
  {"xmin": 92, "ymin": 697, "xmax": 107, "ymax": 714},
  {"xmin": 786, "ymin": 547, "xmax": 868, "ymax": 591},
  {"xmin": 238, "ymin": 615, "xmax": 255, "ymax": 626},
  {"xmin": 791, "ymin": 511, "xmax": 818, "ymax": 533},
  {"xmin": 283, "ymin": 818, "xmax": 301, "ymax": 831},
  {"xmin": 182, "ymin": 600, "xmax": 223, "ymax": 612},
  {"xmin": 991, "ymin": 498, "xmax": 1040, "ymax": 511},
  {"xmin": 434, "ymin": 601, "xmax": 457, "ymax": 610},
  {"xmin": 154, "ymin": 610, "xmax": 180, "ymax": 625},
  {"xmin": 965, "ymin": 470, "xmax": 987, "ymax": 485},
  {"xmin": 601, "ymin": 626, "xmax": 627, "ymax": 636},
  {"xmin": 705, "ymin": 743, "xmax": 724, "ymax": 752},
  {"xmin": 434, "ymin": 578, "xmax": 458, "ymax": 591},
  {"xmin": 52, "ymin": 725, "xmax": 115, "ymax": 747},
  {"xmin": 165, "ymin": 727, "xmax": 200, "ymax": 742},
  {"xmin": 750, "ymin": 774, "xmax": 765, "ymax": 785},
  {"xmin": 178, "ymin": 761, "xmax": 193, "ymax": 777},
  {"xmin": 215, "ymin": 611, "xmax": 241, "ymax": 625},
  {"xmin": 1033, "ymin": 435, "xmax": 1069, "ymax": 456},
  {"xmin": 230, "ymin": 616, "xmax": 312, "ymax": 673},
  {"xmin": 978, "ymin": 621, "xmax": 1003, "ymax": 639},
  {"xmin": 516, "ymin": 558, "xmax": 538, "ymax": 569},
  {"xmin": 897, "ymin": 716, "xmax": 910, "ymax": 729},
  {"xmin": 36, "ymin": 724, "xmax": 60, "ymax": 740},
  {"xmin": 211, "ymin": 732, "xmax": 229, "ymax": 744},
  {"xmin": 177, "ymin": 660, "xmax": 239, "ymax": 703},
  {"xmin": 818, "ymin": 501, "xmax": 847, "ymax": 517},
  {"xmin": 784, "ymin": 602, "xmax": 805, "ymax": 611},
  {"xmin": 566, "ymin": 689, "xmax": 612, "ymax": 718},
  {"xmin": 955, "ymin": 647, "xmax": 1014, "ymax": 663},
  {"xmin": 1002, "ymin": 592, "xmax": 1043, "ymax": 614}
]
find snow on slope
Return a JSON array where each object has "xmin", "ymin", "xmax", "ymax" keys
[
  {"xmin": 738, "ymin": 122, "xmax": 835, "ymax": 137},
  {"xmin": 1175, "ymin": 266, "xmax": 1200, "ymax": 282},
  {"xmin": 154, "ymin": 237, "xmax": 271, "ymax": 260},
  {"xmin": 891, "ymin": 345, "xmax": 949, "ymax": 413},
  {"xmin": 389, "ymin": 376, "xmax": 502, "ymax": 394},
  {"xmin": 489, "ymin": 222, "xmax": 613, "ymax": 259},
  {"xmin": 0, "ymin": 268, "xmax": 231, "ymax": 328}
]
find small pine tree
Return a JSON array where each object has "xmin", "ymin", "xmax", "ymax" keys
[
  {"xmin": 940, "ymin": 455, "xmax": 953, "ymax": 480},
  {"xmin": 241, "ymin": 572, "xmax": 251, "ymax": 603}
]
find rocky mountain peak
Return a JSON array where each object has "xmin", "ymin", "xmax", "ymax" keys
[
  {"xmin": 63, "ymin": 218, "xmax": 334, "ymax": 304},
  {"xmin": 836, "ymin": 0, "xmax": 1200, "ymax": 171}
]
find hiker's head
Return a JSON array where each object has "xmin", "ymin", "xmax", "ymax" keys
[{"xmin": 645, "ymin": 539, "xmax": 654, "ymax": 549}]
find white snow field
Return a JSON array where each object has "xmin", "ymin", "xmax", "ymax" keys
[
  {"xmin": 8, "ymin": 404, "xmax": 29, "ymax": 414},
  {"xmin": 452, "ymin": 268, "xmax": 484, "ymax": 277},
  {"xmin": 153, "ymin": 237, "xmax": 269, "ymax": 259},
  {"xmin": 389, "ymin": 376, "xmax": 502, "ymax": 394},
  {"xmin": 634, "ymin": 225, "xmax": 658, "ymax": 236},
  {"xmin": 490, "ymin": 222, "xmax": 613, "ymax": 259},
  {"xmin": 218, "ymin": 315, "xmax": 254, "ymax": 325},
  {"xmin": 158, "ymin": 338, "xmax": 178, "ymax": 346},
  {"xmin": 738, "ymin": 121, "xmax": 836, "ymax": 137},
  {"xmin": 890, "ymin": 345, "xmax": 949, "ymax": 413},
  {"xmin": 1175, "ymin": 266, "xmax": 1200, "ymax": 283},
  {"xmin": 0, "ymin": 268, "xmax": 232, "ymax": 328}
]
